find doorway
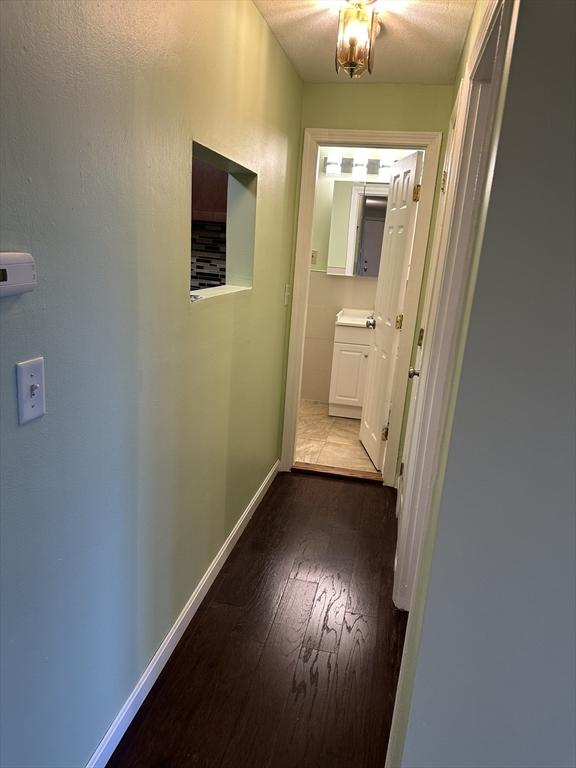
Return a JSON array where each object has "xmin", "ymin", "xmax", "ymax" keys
[
  {"xmin": 295, "ymin": 145, "xmax": 418, "ymax": 480},
  {"xmin": 282, "ymin": 129, "xmax": 442, "ymax": 487}
]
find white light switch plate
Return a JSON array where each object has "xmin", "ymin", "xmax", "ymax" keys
[{"xmin": 16, "ymin": 357, "xmax": 46, "ymax": 424}]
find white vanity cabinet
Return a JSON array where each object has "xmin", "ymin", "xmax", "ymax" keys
[{"xmin": 328, "ymin": 309, "xmax": 372, "ymax": 418}]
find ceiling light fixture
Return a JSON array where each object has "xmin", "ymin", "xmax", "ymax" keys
[{"xmin": 335, "ymin": 1, "xmax": 379, "ymax": 79}]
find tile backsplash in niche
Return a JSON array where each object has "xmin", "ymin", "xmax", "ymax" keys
[{"xmin": 191, "ymin": 220, "xmax": 226, "ymax": 290}]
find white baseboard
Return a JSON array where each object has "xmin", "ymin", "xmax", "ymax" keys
[{"xmin": 86, "ymin": 459, "xmax": 280, "ymax": 768}]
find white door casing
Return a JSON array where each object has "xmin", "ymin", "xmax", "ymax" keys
[
  {"xmin": 280, "ymin": 129, "xmax": 441, "ymax": 473},
  {"xmin": 392, "ymin": 0, "xmax": 513, "ymax": 610},
  {"xmin": 390, "ymin": 0, "xmax": 517, "ymax": 614},
  {"xmin": 386, "ymin": 1, "xmax": 520, "ymax": 765},
  {"xmin": 393, "ymin": 96, "xmax": 462, "ymax": 609},
  {"xmin": 359, "ymin": 151, "xmax": 423, "ymax": 472},
  {"xmin": 395, "ymin": 332, "xmax": 424, "ymax": 526}
]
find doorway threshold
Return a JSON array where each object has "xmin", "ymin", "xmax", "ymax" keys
[{"xmin": 292, "ymin": 461, "xmax": 383, "ymax": 483}]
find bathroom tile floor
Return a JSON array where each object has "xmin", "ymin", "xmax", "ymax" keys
[{"xmin": 294, "ymin": 400, "xmax": 379, "ymax": 474}]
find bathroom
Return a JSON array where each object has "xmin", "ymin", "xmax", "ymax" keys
[{"xmin": 296, "ymin": 144, "xmax": 417, "ymax": 477}]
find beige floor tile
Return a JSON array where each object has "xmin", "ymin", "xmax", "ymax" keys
[
  {"xmin": 316, "ymin": 441, "xmax": 376, "ymax": 472},
  {"xmin": 294, "ymin": 437, "xmax": 324, "ymax": 464},
  {"xmin": 295, "ymin": 403, "xmax": 378, "ymax": 473},
  {"xmin": 299, "ymin": 400, "xmax": 329, "ymax": 416},
  {"xmin": 297, "ymin": 414, "xmax": 333, "ymax": 440},
  {"xmin": 325, "ymin": 418, "xmax": 362, "ymax": 445}
]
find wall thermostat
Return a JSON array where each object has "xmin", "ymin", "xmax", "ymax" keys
[{"xmin": 0, "ymin": 252, "xmax": 37, "ymax": 297}]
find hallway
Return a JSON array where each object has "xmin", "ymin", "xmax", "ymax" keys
[{"xmin": 108, "ymin": 473, "xmax": 407, "ymax": 767}]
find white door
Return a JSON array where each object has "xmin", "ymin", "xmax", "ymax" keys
[
  {"xmin": 393, "ymin": 85, "xmax": 463, "ymax": 610},
  {"xmin": 359, "ymin": 151, "xmax": 423, "ymax": 471},
  {"xmin": 329, "ymin": 343, "xmax": 369, "ymax": 408}
]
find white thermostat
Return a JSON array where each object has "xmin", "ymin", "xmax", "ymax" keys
[{"xmin": 0, "ymin": 252, "xmax": 37, "ymax": 297}]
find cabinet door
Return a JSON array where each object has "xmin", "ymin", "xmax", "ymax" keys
[{"xmin": 329, "ymin": 343, "xmax": 369, "ymax": 407}]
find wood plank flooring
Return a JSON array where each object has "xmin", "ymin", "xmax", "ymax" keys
[{"xmin": 107, "ymin": 472, "xmax": 408, "ymax": 768}]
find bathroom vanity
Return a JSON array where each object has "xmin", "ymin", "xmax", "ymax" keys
[{"xmin": 328, "ymin": 308, "xmax": 373, "ymax": 418}]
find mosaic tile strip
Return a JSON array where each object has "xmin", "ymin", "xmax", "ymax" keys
[{"xmin": 191, "ymin": 219, "xmax": 226, "ymax": 290}]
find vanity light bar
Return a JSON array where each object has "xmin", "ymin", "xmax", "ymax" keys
[{"xmin": 322, "ymin": 156, "xmax": 392, "ymax": 176}]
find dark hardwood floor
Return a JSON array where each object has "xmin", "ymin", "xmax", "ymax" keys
[{"xmin": 107, "ymin": 472, "xmax": 408, "ymax": 768}]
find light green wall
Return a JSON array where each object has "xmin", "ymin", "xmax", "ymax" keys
[
  {"xmin": 303, "ymin": 83, "xmax": 453, "ymax": 133},
  {"xmin": 226, "ymin": 173, "xmax": 257, "ymax": 288},
  {"xmin": 0, "ymin": 1, "xmax": 302, "ymax": 766}
]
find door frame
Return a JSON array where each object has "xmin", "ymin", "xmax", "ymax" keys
[
  {"xmin": 392, "ymin": 91, "xmax": 464, "ymax": 611},
  {"xmin": 386, "ymin": 0, "xmax": 520, "ymax": 763},
  {"xmin": 280, "ymin": 129, "xmax": 442, "ymax": 474}
]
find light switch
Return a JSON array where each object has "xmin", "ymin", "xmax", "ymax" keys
[{"xmin": 16, "ymin": 357, "xmax": 46, "ymax": 424}]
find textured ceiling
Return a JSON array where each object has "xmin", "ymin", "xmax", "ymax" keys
[{"xmin": 253, "ymin": 0, "xmax": 475, "ymax": 84}]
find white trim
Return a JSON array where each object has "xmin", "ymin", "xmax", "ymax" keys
[
  {"xmin": 325, "ymin": 264, "xmax": 346, "ymax": 276},
  {"xmin": 392, "ymin": 0, "xmax": 514, "ymax": 613},
  {"xmin": 281, "ymin": 129, "xmax": 442, "ymax": 474},
  {"xmin": 86, "ymin": 460, "xmax": 279, "ymax": 768},
  {"xmin": 190, "ymin": 284, "xmax": 251, "ymax": 301},
  {"xmin": 386, "ymin": 1, "xmax": 519, "ymax": 765},
  {"xmin": 391, "ymin": 91, "xmax": 466, "ymax": 610},
  {"xmin": 469, "ymin": 0, "xmax": 505, "ymax": 80}
]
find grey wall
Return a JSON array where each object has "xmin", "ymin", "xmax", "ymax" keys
[{"xmin": 401, "ymin": 2, "xmax": 576, "ymax": 766}]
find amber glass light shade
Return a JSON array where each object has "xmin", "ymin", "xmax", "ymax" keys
[{"xmin": 335, "ymin": 3, "xmax": 378, "ymax": 79}]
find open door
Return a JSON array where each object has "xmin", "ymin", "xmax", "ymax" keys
[
  {"xmin": 392, "ymin": 96, "xmax": 460, "ymax": 611},
  {"xmin": 359, "ymin": 151, "xmax": 423, "ymax": 473}
]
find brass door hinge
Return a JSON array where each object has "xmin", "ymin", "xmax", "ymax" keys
[
  {"xmin": 441, "ymin": 169, "xmax": 448, "ymax": 194},
  {"xmin": 413, "ymin": 183, "xmax": 421, "ymax": 202},
  {"xmin": 395, "ymin": 313, "xmax": 404, "ymax": 330},
  {"xmin": 382, "ymin": 424, "xmax": 389, "ymax": 441}
]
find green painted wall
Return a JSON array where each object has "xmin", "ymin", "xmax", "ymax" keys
[
  {"xmin": 303, "ymin": 83, "xmax": 453, "ymax": 133},
  {"xmin": 0, "ymin": 1, "xmax": 302, "ymax": 766}
]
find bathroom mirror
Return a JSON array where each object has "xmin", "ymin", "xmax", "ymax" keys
[{"xmin": 326, "ymin": 181, "xmax": 388, "ymax": 277}]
